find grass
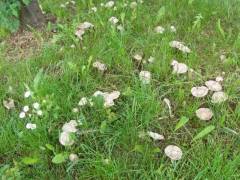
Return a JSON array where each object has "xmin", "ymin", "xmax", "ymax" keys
[{"xmin": 0, "ymin": 0, "xmax": 240, "ymax": 179}]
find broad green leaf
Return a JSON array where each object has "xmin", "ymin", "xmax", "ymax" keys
[
  {"xmin": 133, "ymin": 144, "xmax": 144, "ymax": 154},
  {"xmin": 52, "ymin": 153, "xmax": 67, "ymax": 164},
  {"xmin": 175, "ymin": 116, "xmax": 189, "ymax": 131},
  {"xmin": 45, "ymin": 144, "xmax": 55, "ymax": 152},
  {"xmin": 156, "ymin": 6, "xmax": 165, "ymax": 21},
  {"xmin": 22, "ymin": 157, "xmax": 38, "ymax": 165},
  {"xmin": 193, "ymin": 125, "xmax": 215, "ymax": 141},
  {"xmin": 217, "ymin": 19, "xmax": 225, "ymax": 38}
]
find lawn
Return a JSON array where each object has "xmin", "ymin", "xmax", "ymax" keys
[{"xmin": 0, "ymin": 0, "xmax": 240, "ymax": 179}]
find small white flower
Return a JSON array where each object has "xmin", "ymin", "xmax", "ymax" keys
[
  {"xmin": 93, "ymin": 61, "xmax": 107, "ymax": 72},
  {"xmin": 62, "ymin": 120, "xmax": 78, "ymax": 133},
  {"xmin": 171, "ymin": 60, "xmax": 188, "ymax": 74},
  {"xmin": 70, "ymin": 44, "xmax": 75, "ymax": 48},
  {"xmin": 211, "ymin": 91, "xmax": 228, "ymax": 103},
  {"xmin": 3, "ymin": 98, "xmax": 15, "ymax": 110},
  {"xmin": 164, "ymin": 145, "xmax": 182, "ymax": 161},
  {"xmin": 33, "ymin": 102, "xmax": 40, "ymax": 110},
  {"xmin": 139, "ymin": 71, "xmax": 151, "ymax": 84},
  {"xmin": 24, "ymin": 91, "xmax": 32, "ymax": 98},
  {"xmin": 69, "ymin": 153, "xmax": 79, "ymax": 162},
  {"xmin": 154, "ymin": 26, "xmax": 165, "ymax": 34},
  {"xmin": 205, "ymin": 80, "xmax": 222, "ymax": 92},
  {"xmin": 130, "ymin": 2, "xmax": 138, "ymax": 9},
  {"xmin": 91, "ymin": 7, "xmax": 97, "ymax": 12},
  {"xmin": 113, "ymin": 6, "xmax": 117, "ymax": 11},
  {"xmin": 26, "ymin": 123, "xmax": 37, "ymax": 130},
  {"xmin": 148, "ymin": 56, "xmax": 155, "ymax": 63},
  {"xmin": 36, "ymin": 110, "xmax": 43, "ymax": 116},
  {"xmin": 109, "ymin": 16, "xmax": 119, "ymax": 25},
  {"xmin": 19, "ymin": 112, "xmax": 26, "ymax": 119},
  {"xmin": 72, "ymin": 107, "xmax": 79, "ymax": 113},
  {"xmin": 148, "ymin": 131, "xmax": 164, "ymax": 141},
  {"xmin": 59, "ymin": 131, "xmax": 75, "ymax": 146},
  {"xmin": 191, "ymin": 86, "xmax": 209, "ymax": 98},
  {"xmin": 105, "ymin": 1, "xmax": 114, "ymax": 8},
  {"xmin": 170, "ymin": 25, "xmax": 176, "ymax": 32},
  {"xmin": 23, "ymin": 105, "xmax": 30, "ymax": 112},
  {"xmin": 196, "ymin": 108, "xmax": 213, "ymax": 121},
  {"xmin": 100, "ymin": 3, "xmax": 104, "ymax": 7}
]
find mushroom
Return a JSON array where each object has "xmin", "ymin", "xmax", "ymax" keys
[
  {"xmin": 147, "ymin": 131, "xmax": 164, "ymax": 141},
  {"xmin": 211, "ymin": 91, "xmax": 228, "ymax": 103},
  {"xmin": 3, "ymin": 98, "xmax": 15, "ymax": 110},
  {"xmin": 205, "ymin": 80, "xmax": 222, "ymax": 92},
  {"xmin": 62, "ymin": 120, "xmax": 78, "ymax": 133},
  {"xmin": 59, "ymin": 131, "xmax": 75, "ymax": 146},
  {"xmin": 93, "ymin": 61, "xmax": 107, "ymax": 72},
  {"xmin": 191, "ymin": 86, "xmax": 209, "ymax": 98},
  {"xmin": 164, "ymin": 145, "xmax": 182, "ymax": 161},
  {"xmin": 139, "ymin": 71, "xmax": 151, "ymax": 84},
  {"xmin": 171, "ymin": 60, "xmax": 188, "ymax": 74},
  {"xmin": 196, "ymin": 108, "xmax": 213, "ymax": 121}
]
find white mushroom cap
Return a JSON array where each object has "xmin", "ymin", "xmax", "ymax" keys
[
  {"xmin": 139, "ymin": 71, "xmax": 151, "ymax": 84},
  {"xmin": 147, "ymin": 131, "xmax": 164, "ymax": 141},
  {"xmin": 164, "ymin": 145, "xmax": 182, "ymax": 160},
  {"xmin": 133, "ymin": 54, "xmax": 143, "ymax": 61},
  {"xmin": 171, "ymin": 60, "xmax": 188, "ymax": 74},
  {"xmin": 205, "ymin": 80, "xmax": 222, "ymax": 92},
  {"xmin": 3, "ymin": 98, "xmax": 15, "ymax": 110},
  {"xmin": 196, "ymin": 108, "xmax": 213, "ymax": 121},
  {"xmin": 59, "ymin": 131, "xmax": 75, "ymax": 146},
  {"xmin": 191, "ymin": 86, "xmax": 209, "ymax": 98},
  {"xmin": 93, "ymin": 61, "xmax": 107, "ymax": 72},
  {"xmin": 62, "ymin": 120, "xmax": 78, "ymax": 133},
  {"xmin": 69, "ymin": 153, "xmax": 79, "ymax": 162},
  {"xmin": 211, "ymin": 91, "xmax": 228, "ymax": 103}
]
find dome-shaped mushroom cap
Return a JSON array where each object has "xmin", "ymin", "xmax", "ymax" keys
[
  {"xmin": 59, "ymin": 132, "xmax": 75, "ymax": 146},
  {"xmin": 211, "ymin": 91, "xmax": 228, "ymax": 103},
  {"xmin": 196, "ymin": 108, "xmax": 213, "ymax": 121},
  {"xmin": 191, "ymin": 86, "xmax": 209, "ymax": 98},
  {"xmin": 205, "ymin": 80, "xmax": 222, "ymax": 92},
  {"xmin": 171, "ymin": 60, "xmax": 188, "ymax": 74},
  {"xmin": 164, "ymin": 145, "xmax": 183, "ymax": 160}
]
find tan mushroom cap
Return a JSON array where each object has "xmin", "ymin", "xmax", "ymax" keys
[
  {"xmin": 211, "ymin": 91, "xmax": 228, "ymax": 103},
  {"xmin": 196, "ymin": 108, "xmax": 213, "ymax": 121},
  {"xmin": 191, "ymin": 86, "xmax": 209, "ymax": 98},
  {"xmin": 164, "ymin": 145, "xmax": 183, "ymax": 160},
  {"xmin": 205, "ymin": 80, "xmax": 222, "ymax": 92}
]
